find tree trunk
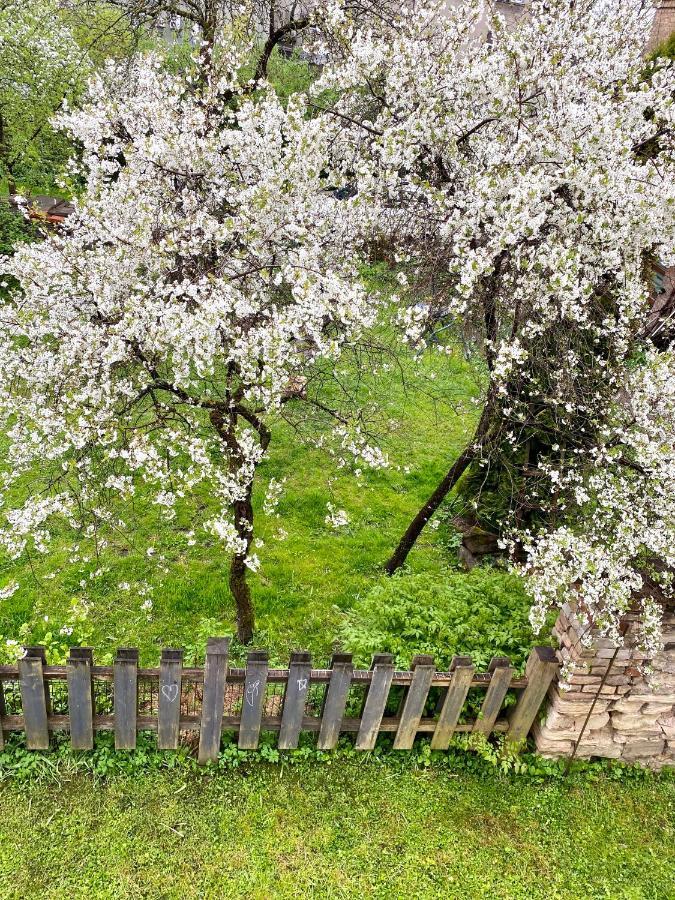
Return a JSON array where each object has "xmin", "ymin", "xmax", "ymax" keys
[
  {"xmin": 385, "ymin": 405, "xmax": 494, "ymax": 575},
  {"xmin": 229, "ymin": 551, "xmax": 254, "ymax": 644},
  {"xmin": 230, "ymin": 488, "xmax": 255, "ymax": 643},
  {"xmin": 384, "ymin": 447, "xmax": 476, "ymax": 574},
  {"xmin": 209, "ymin": 402, "xmax": 271, "ymax": 644}
]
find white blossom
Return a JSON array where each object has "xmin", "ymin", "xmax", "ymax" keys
[
  {"xmin": 325, "ymin": 503, "xmax": 350, "ymax": 529},
  {"xmin": 0, "ymin": 580, "xmax": 19, "ymax": 600},
  {"xmin": 319, "ymin": 0, "xmax": 675, "ymax": 651},
  {"xmin": 524, "ymin": 350, "xmax": 675, "ymax": 661}
]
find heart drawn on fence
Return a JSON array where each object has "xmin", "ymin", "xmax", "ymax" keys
[{"xmin": 161, "ymin": 683, "xmax": 179, "ymax": 703}]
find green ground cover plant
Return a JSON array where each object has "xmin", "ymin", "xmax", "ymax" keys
[{"xmin": 340, "ymin": 568, "xmax": 544, "ymax": 673}]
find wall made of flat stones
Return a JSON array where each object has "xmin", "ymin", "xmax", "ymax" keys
[{"xmin": 533, "ymin": 603, "xmax": 675, "ymax": 768}]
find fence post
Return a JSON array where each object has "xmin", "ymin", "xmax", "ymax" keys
[
  {"xmin": 431, "ymin": 655, "xmax": 475, "ymax": 750},
  {"xmin": 393, "ymin": 654, "xmax": 435, "ymax": 750},
  {"xmin": 67, "ymin": 647, "xmax": 95, "ymax": 750},
  {"xmin": 238, "ymin": 650, "xmax": 269, "ymax": 750},
  {"xmin": 507, "ymin": 646, "xmax": 559, "ymax": 745},
  {"xmin": 473, "ymin": 656, "xmax": 513, "ymax": 736},
  {"xmin": 0, "ymin": 678, "xmax": 5, "ymax": 750},
  {"xmin": 356, "ymin": 653, "xmax": 394, "ymax": 751},
  {"xmin": 114, "ymin": 648, "xmax": 139, "ymax": 750},
  {"xmin": 198, "ymin": 637, "xmax": 230, "ymax": 764},
  {"xmin": 19, "ymin": 646, "xmax": 50, "ymax": 749},
  {"xmin": 158, "ymin": 648, "xmax": 183, "ymax": 750},
  {"xmin": 278, "ymin": 650, "xmax": 312, "ymax": 750},
  {"xmin": 317, "ymin": 653, "xmax": 353, "ymax": 750},
  {"xmin": 26, "ymin": 644, "xmax": 51, "ymax": 716}
]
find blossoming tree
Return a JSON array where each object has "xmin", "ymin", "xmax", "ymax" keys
[
  {"xmin": 0, "ymin": 27, "xmax": 378, "ymax": 642},
  {"xmin": 315, "ymin": 0, "xmax": 675, "ymax": 653},
  {"xmin": 107, "ymin": 0, "xmax": 398, "ymax": 69}
]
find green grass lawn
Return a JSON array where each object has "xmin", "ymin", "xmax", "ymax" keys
[{"xmin": 0, "ymin": 764, "xmax": 672, "ymax": 899}]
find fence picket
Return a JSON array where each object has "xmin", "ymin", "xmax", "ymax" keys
[
  {"xmin": 356, "ymin": 653, "xmax": 395, "ymax": 750},
  {"xmin": 19, "ymin": 648, "xmax": 49, "ymax": 749},
  {"xmin": 393, "ymin": 654, "xmax": 435, "ymax": 750},
  {"xmin": 67, "ymin": 647, "xmax": 94, "ymax": 750},
  {"xmin": 317, "ymin": 653, "xmax": 353, "ymax": 750},
  {"xmin": 26, "ymin": 645, "xmax": 51, "ymax": 716},
  {"xmin": 158, "ymin": 649, "xmax": 183, "ymax": 750},
  {"xmin": 507, "ymin": 646, "xmax": 559, "ymax": 744},
  {"xmin": 0, "ymin": 679, "xmax": 5, "ymax": 749},
  {"xmin": 473, "ymin": 657, "xmax": 513, "ymax": 735},
  {"xmin": 278, "ymin": 651, "xmax": 311, "ymax": 750},
  {"xmin": 198, "ymin": 637, "xmax": 230, "ymax": 764},
  {"xmin": 430, "ymin": 656, "xmax": 474, "ymax": 750},
  {"xmin": 114, "ymin": 648, "xmax": 139, "ymax": 750},
  {"xmin": 238, "ymin": 650, "xmax": 269, "ymax": 750}
]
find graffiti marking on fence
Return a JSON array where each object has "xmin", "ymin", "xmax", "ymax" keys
[
  {"xmin": 161, "ymin": 683, "xmax": 179, "ymax": 703},
  {"xmin": 245, "ymin": 679, "xmax": 261, "ymax": 707}
]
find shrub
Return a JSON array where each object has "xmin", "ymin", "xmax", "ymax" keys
[
  {"xmin": 0, "ymin": 202, "xmax": 37, "ymax": 257},
  {"xmin": 340, "ymin": 568, "xmax": 543, "ymax": 673}
]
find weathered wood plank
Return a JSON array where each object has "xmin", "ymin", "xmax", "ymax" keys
[
  {"xmin": 114, "ymin": 648, "xmax": 139, "ymax": 750},
  {"xmin": 67, "ymin": 647, "xmax": 94, "ymax": 750},
  {"xmin": 0, "ymin": 664, "xmax": 529, "ymax": 689},
  {"xmin": 197, "ymin": 637, "xmax": 230, "ymax": 764},
  {"xmin": 19, "ymin": 649, "xmax": 49, "ymax": 750},
  {"xmin": 317, "ymin": 653, "xmax": 353, "ymax": 750},
  {"xmin": 25, "ymin": 645, "xmax": 51, "ymax": 718},
  {"xmin": 158, "ymin": 649, "xmax": 183, "ymax": 750},
  {"xmin": 430, "ymin": 656, "xmax": 475, "ymax": 750},
  {"xmin": 473, "ymin": 657, "xmax": 513, "ymax": 736},
  {"xmin": 357, "ymin": 653, "xmax": 393, "ymax": 716},
  {"xmin": 507, "ymin": 646, "xmax": 559, "ymax": 744},
  {"xmin": 0, "ymin": 712, "xmax": 513, "ymax": 734},
  {"xmin": 278, "ymin": 651, "xmax": 311, "ymax": 750},
  {"xmin": 238, "ymin": 650, "xmax": 269, "ymax": 750},
  {"xmin": 0, "ymin": 677, "xmax": 6, "ymax": 750},
  {"xmin": 393, "ymin": 655, "xmax": 435, "ymax": 750},
  {"xmin": 355, "ymin": 654, "xmax": 395, "ymax": 750}
]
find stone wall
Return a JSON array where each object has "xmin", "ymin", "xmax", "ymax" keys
[{"xmin": 533, "ymin": 603, "xmax": 675, "ymax": 768}]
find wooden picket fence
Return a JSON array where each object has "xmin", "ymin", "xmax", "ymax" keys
[{"xmin": 0, "ymin": 640, "xmax": 558, "ymax": 762}]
